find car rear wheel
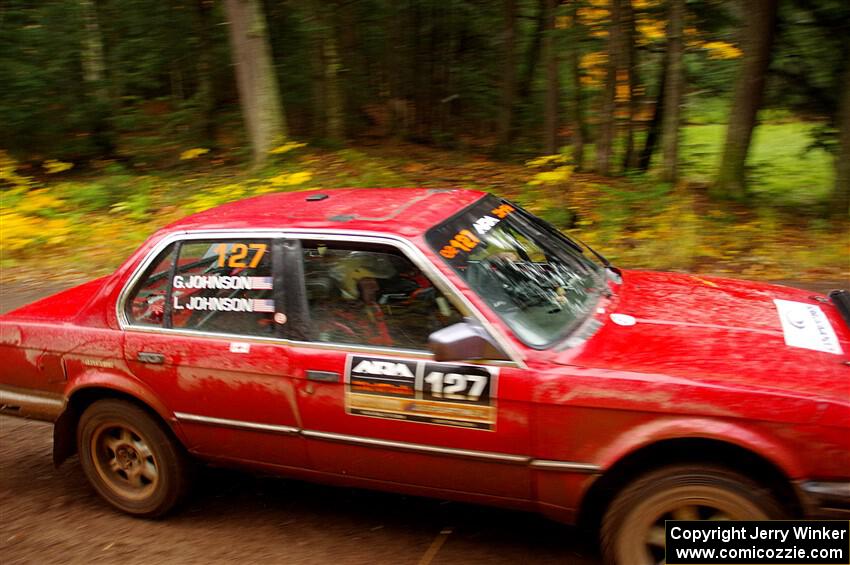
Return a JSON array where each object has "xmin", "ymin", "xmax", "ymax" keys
[
  {"xmin": 600, "ymin": 464, "xmax": 784, "ymax": 565},
  {"xmin": 77, "ymin": 399, "xmax": 191, "ymax": 517}
]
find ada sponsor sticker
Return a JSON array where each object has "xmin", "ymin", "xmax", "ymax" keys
[
  {"xmin": 773, "ymin": 299, "xmax": 843, "ymax": 355},
  {"xmin": 344, "ymin": 354, "xmax": 498, "ymax": 430},
  {"xmin": 348, "ymin": 356, "xmax": 417, "ymax": 398}
]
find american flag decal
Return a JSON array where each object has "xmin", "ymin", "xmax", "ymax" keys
[
  {"xmin": 251, "ymin": 299, "xmax": 275, "ymax": 313},
  {"xmin": 248, "ymin": 276, "xmax": 273, "ymax": 290}
]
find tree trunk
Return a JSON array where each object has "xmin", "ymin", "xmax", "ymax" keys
[
  {"xmin": 595, "ymin": 0, "xmax": 620, "ymax": 175},
  {"xmin": 80, "ymin": 0, "xmax": 105, "ymax": 85},
  {"xmin": 514, "ymin": 0, "xmax": 546, "ymax": 142},
  {"xmin": 80, "ymin": 0, "xmax": 115, "ymax": 155},
  {"xmin": 660, "ymin": 0, "xmax": 684, "ymax": 183},
  {"xmin": 338, "ymin": 0, "xmax": 362, "ymax": 137},
  {"xmin": 832, "ymin": 61, "xmax": 850, "ymax": 217},
  {"xmin": 569, "ymin": 0, "xmax": 586, "ymax": 169},
  {"xmin": 713, "ymin": 0, "xmax": 779, "ymax": 199},
  {"xmin": 411, "ymin": 2, "xmax": 425, "ymax": 140},
  {"xmin": 620, "ymin": 0, "xmax": 639, "ymax": 170},
  {"xmin": 321, "ymin": 3, "xmax": 344, "ymax": 144},
  {"xmin": 543, "ymin": 0, "xmax": 558, "ymax": 154},
  {"xmin": 194, "ymin": 0, "xmax": 216, "ymax": 147},
  {"xmin": 637, "ymin": 47, "xmax": 667, "ymax": 171},
  {"xmin": 308, "ymin": 10, "xmax": 326, "ymax": 139},
  {"xmin": 224, "ymin": 0, "xmax": 286, "ymax": 165},
  {"xmin": 497, "ymin": 0, "xmax": 517, "ymax": 149},
  {"xmin": 306, "ymin": 0, "xmax": 344, "ymax": 143}
]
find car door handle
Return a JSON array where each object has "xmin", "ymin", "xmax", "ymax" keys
[
  {"xmin": 306, "ymin": 370, "xmax": 340, "ymax": 383},
  {"xmin": 137, "ymin": 352, "xmax": 165, "ymax": 364}
]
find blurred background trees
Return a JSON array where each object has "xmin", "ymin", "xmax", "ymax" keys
[{"xmin": 0, "ymin": 0, "xmax": 848, "ymax": 214}]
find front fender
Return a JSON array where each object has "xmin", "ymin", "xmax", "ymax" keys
[{"xmin": 593, "ymin": 416, "xmax": 806, "ymax": 478}]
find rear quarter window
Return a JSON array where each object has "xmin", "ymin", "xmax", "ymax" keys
[
  {"xmin": 125, "ymin": 244, "xmax": 176, "ymax": 327},
  {"xmin": 125, "ymin": 239, "xmax": 276, "ymax": 337}
]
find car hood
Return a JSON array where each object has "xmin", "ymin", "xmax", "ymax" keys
[{"xmin": 560, "ymin": 270, "xmax": 850, "ymax": 403}]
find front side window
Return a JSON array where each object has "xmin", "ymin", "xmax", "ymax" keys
[
  {"xmin": 126, "ymin": 238, "xmax": 276, "ymax": 337},
  {"xmin": 425, "ymin": 196, "xmax": 603, "ymax": 348},
  {"xmin": 300, "ymin": 241, "xmax": 463, "ymax": 350}
]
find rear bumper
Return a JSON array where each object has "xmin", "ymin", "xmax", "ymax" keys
[
  {"xmin": 0, "ymin": 385, "xmax": 65, "ymax": 422},
  {"xmin": 796, "ymin": 480, "xmax": 850, "ymax": 519}
]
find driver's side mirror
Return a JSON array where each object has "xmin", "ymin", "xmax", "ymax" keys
[{"xmin": 428, "ymin": 318, "xmax": 510, "ymax": 362}]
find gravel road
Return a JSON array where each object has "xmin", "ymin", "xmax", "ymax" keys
[{"xmin": 0, "ymin": 417, "xmax": 597, "ymax": 565}]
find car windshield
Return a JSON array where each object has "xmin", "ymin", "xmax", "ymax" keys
[{"xmin": 425, "ymin": 195, "xmax": 604, "ymax": 348}]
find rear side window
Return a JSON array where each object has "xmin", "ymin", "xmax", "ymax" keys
[{"xmin": 126, "ymin": 238, "xmax": 276, "ymax": 337}]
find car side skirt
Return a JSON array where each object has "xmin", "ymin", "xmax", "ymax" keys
[{"xmin": 174, "ymin": 411, "xmax": 602, "ymax": 473}]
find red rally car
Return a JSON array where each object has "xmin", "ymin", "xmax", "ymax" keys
[{"xmin": 1, "ymin": 188, "xmax": 848, "ymax": 563}]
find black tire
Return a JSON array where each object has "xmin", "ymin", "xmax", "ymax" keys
[
  {"xmin": 77, "ymin": 399, "xmax": 191, "ymax": 517},
  {"xmin": 600, "ymin": 464, "xmax": 785, "ymax": 565}
]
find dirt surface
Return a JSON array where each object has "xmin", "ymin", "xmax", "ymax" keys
[
  {"xmin": 1, "ymin": 278, "xmax": 846, "ymax": 564},
  {"xmin": 0, "ymin": 416, "xmax": 597, "ymax": 565}
]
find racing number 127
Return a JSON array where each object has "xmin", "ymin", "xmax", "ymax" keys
[
  {"xmin": 424, "ymin": 371, "xmax": 488, "ymax": 401},
  {"xmin": 214, "ymin": 243, "xmax": 267, "ymax": 268}
]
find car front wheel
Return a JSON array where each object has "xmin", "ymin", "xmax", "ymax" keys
[
  {"xmin": 601, "ymin": 464, "xmax": 785, "ymax": 565},
  {"xmin": 77, "ymin": 399, "xmax": 191, "ymax": 517}
]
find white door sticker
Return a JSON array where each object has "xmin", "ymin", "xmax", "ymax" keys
[{"xmin": 773, "ymin": 299, "xmax": 843, "ymax": 355}]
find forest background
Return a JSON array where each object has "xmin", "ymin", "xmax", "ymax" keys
[{"xmin": 0, "ymin": 0, "xmax": 848, "ymax": 285}]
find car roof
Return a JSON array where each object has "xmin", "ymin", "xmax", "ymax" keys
[{"xmin": 162, "ymin": 188, "xmax": 487, "ymax": 238}]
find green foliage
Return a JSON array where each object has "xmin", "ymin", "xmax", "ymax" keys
[
  {"xmin": 679, "ymin": 122, "xmax": 834, "ymax": 207},
  {"xmin": 768, "ymin": 0, "xmax": 850, "ymax": 118},
  {"xmin": 1, "ymin": 144, "xmax": 846, "ymax": 285},
  {"xmin": 0, "ymin": 2, "xmax": 97, "ymax": 158},
  {"xmin": 0, "ymin": 0, "xmax": 846, "ymax": 283},
  {"xmin": 685, "ymin": 97, "xmax": 730, "ymax": 126}
]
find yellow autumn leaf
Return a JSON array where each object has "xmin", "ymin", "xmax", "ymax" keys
[
  {"xmin": 636, "ymin": 19, "xmax": 666, "ymax": 43},
  {"xmin": 42, "ymin": 159, "xmax": 74, "ymax": 174},
  {"xmin": 616, "ymin": 82, "xmax": 630, "ymax": 102},
  {"xmin": 16, "ymin": 190, "xmax": 65, "ymax": 214},
  {"xmin": 43, "ymin": 218, "xmax": 71, "ymax": 244},
  {"xmin": 0, "ymin": 212, "xmax": 38, "ymax": 249},
  {"xmin": 580, "ymin": 51, "xmax": 607, "ymax": 70},
  {"xmin": 179, "ymin": 148, "xmax": 210, "ymax": 160},
  {"xmin": 269, "ymin": 142, "xmax": 307, "ymax": 155},
  {"xmin": 703, "ymin": 41, "xmax": 742, "ymax": 60},
  {"xmin": 269, "ymin": 171, "xmax": 313, "ymax": 186},
  {"xmin": 632, "ymin": 0, "xmax": 661, "ymax": 9},
  {"xmin": 529, "ymin": 166, "xmax": 574, "ymax": 186},
  {"xmin": 526, "ymin": 154, "xmax": 568, "ymax": 168}
]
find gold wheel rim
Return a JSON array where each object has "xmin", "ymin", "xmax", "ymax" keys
[
  {"xmin": 619, "ymin": 485, "xmax": 768, "ymax": 565},
  {"xmin": 90, "ymin": 421, "xmax": 159, "ymax": 502}
]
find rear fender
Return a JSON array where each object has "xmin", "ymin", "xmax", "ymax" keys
[{"xmin": 53, "ymin": 367, "xmax": 187, "ymax": 467}]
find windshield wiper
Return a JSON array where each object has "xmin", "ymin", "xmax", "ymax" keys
[
  {"xmin": 573, "ymin": 238, "xmax": 621, "ymax": 291},
  {"xmin": 509, "ymin": 200, "xmax": 614, "ymax": 272},
  {"xmin": 574, "ymin": 237, "xmax": 617, "ymax": 272}
]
